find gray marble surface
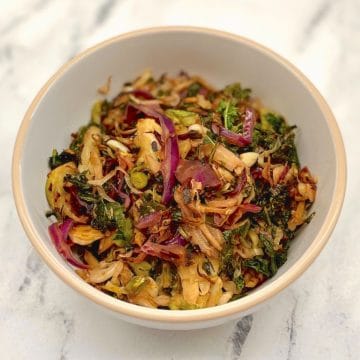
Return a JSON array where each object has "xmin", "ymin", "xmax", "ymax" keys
[{"xmin": 0, "ymin": 0, "xmax": 359, "ymax": 359}]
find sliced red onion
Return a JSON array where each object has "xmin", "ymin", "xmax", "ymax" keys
[
  {"xmin": 162, "ymin": 233, "xmax": 187, "ymax": 246},
  {"xmin": 135, "ymin": 211, "xmax": 162, "ymax": 229},
  {"xmin": 175, "ymin": 159, "xmax": 221, "ymax": 188},
  {"xmin": 141, "ymin": 241, "xmax": 186, "ymax": 264},
  {"xmin": 242, "ymin": 107, "xmax": 257, "ymax": 142},
  {"xmin": 125, "ymin": 103, "xmax": 175, "ymax": 135},
  {"xmin": 211, "ymin": 123, "xmax": 249, "ymax": 147},
  {"xmin": 49, "ymin": 221, "xmax": 88, "ymax": 269},
  {"xmin": 161, "ymin": 135, "xmax": 180, "ymax": 204},
  {"xmin": 59, "ymin": 218, "xmax": 74, "ymax": 244},
  {"xmin": 212, "ymin": 106, "xmax": 257, "ymax": 147}
]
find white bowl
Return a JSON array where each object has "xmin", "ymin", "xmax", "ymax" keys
[{"xmin": 12, "ymin": 26, "xmax": 346, "ymax": 330}]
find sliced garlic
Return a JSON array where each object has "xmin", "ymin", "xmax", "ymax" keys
[
  {"xmin": 106, "ymin": 139, "xmax": 130, "ymax": 153},
  {"xmin": 188, "ymin": 124, "xmax": 207, "ymax": 135},
  {"xmin": 240, "ymin": 152, "xmax": 259, "ymax": 167}
]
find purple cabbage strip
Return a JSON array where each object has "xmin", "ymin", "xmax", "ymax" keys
[
  {"xmin": 162, "ymin": 233, "xmax": 187, "ymax": 246},
  {"xmin": 212, "ymin": 106, "xmax": 257, "ymax": 147},
  {"xmin": 125, "ymin": 103, "xmax": 179, "ymax": 204},
  {"xmin": 48, "ymin": 220, "xmax": 88, "ymax": 269}
]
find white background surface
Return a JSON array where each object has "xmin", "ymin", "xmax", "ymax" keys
[{"xmin": 0, "ymin": 0, "xmax": 359, "ymax": 359}]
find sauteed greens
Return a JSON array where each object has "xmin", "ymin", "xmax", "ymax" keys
[{"xmin": 45, "ymin": 70, "xmax": 316, "ymax": 309}]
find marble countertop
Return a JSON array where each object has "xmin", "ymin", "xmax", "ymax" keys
[{"xmin": 1, "ymin": 0, "xmax": 359, "ymax": 359}]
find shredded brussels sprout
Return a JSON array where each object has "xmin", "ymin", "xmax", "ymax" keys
[{"xmin": 45, "ymin": 70, "xmax": 317, "ymax": 309}]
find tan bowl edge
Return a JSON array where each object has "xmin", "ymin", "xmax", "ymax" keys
[{"xmin": 12, "ymin": 26, "xmax": 347, "ymax": 324}]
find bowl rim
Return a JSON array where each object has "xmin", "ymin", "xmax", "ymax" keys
[{"xmin": 12, "ymin": 25, "xmax": 346, "ymax": 324}]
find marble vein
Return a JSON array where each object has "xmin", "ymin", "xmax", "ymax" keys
[
  {"xmin": 60, "ymin": 313, "xmax": 75, "ymax": 360},
  {"xmin": 95, "ymin": 0, "xmax": 118, "ymax": 26},
  {"xmin": 304, "ymin": 0, "xmax": 332, "ymax": 38},
  {"xmin": 296, "ymin": 0, "xmax": 334, "ymax": 54},
  {"xmin": 231, "ymin": 315, "xmax": 253, "ymax": 359},
  {"xmin": 18, "ymin": 251, "xmax": 48, "ymax": 304},
  {"xmin": 286, "ymin": 299, "xmax": 298, "ymax": 360},
  {"xmin": 0, "ymin": 0, "xmax": 51, "ymax": 35}
]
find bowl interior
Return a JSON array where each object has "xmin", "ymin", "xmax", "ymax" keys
[{"xmin": 15, "ymin": 28, "xmax": 341, "ymax": 325}]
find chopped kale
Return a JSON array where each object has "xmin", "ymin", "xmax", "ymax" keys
[
  {"xmin": 69, "ymin": 125, "xmax": 90, "ymax": 153},
  {"xmin": 220, "ymin": 240, "xmax": 236, "ymax": 278},
  {"xmin": 251, "ymin": 126, "xmax": 278, "ymax": 151},
  {"xmin": 272, "ymin": 132, "xmax": 300, "ymax": 166},
  {"xmin": 224, "ymin": 82, "xmax": 251, "ymax": 101},
  {"xmin": 187, "ymin": 82, "xmax": 201, "ymax": 97},
  {"xmin": 48, "ymin": 149, "xmax": 77, "ymax": 170},
  {"xmin": 243, "ymin": 257, "xmax": 271, "ymax": 277},
  {"xmin": 65, "ymin": 172, "xmax": 98, "ymax": 203},
  {"xmin": 44, "ymin": 70, "xmax": 316, "ymax": 310},
  {"xmin": 261, "ymin": 112, "xmax": 287, "ymax": 134},
  {"xmin": 113, "ymin": 220, "xmax": 133, "ymax": 250},
  {"xmin": 258, "ymin": 233, "xmax": 288, "ymax": 276},
  {"xmin": 217, "ymin": 99, "xmax": 238, "ymax": 130},
  {"xmin": 223, "ymin": 220, "xmax": 251, "ymax": 243},
  {"xmin": 200, "ymin": 114, "xmax": 213, "ymax": 128},
  {"xmin": 234, "ymin": 275, "xmax": 245, "ymax": 291},
  {"xmin": 92, "ymin": 201, "xmax": 133, "ymax": 249},
  {"xmin": 254, "ymin": 183, "xmax": 292, "ymax": 228},
  {"xmin": 260, "ymin": 234, "xmax": 274, "ymax": 256},
  {"xmin": 221, "ymin": 221, "xmax": 251, "ymax": 279}
]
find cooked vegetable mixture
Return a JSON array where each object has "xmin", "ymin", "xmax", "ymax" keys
[{"xmin": 45, "ymin": 70, "xmax": 317, "ymax": 309}]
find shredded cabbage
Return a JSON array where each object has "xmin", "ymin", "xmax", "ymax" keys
[{"xmin": 45, "ymin": 70, "xmax": 317, "ymax": 309}]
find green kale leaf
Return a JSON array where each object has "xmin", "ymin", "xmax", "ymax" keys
[
  {"xmin": 187, "ymin": 82, "xmax": 201, "ymax": 97},
  {"xmin": 261, "ymin": 112, "xmax": 287, "ymax": 134},
  {"xmin": 224, "ymin": 82, "xmax": 251, "ymax": 101},
  {"xmin": 48, "ymin": 149, "xmax": 77, "ymax": 170},
  {"xmin": 234, "ymin": 275, "xmax": 245, "ymax": 292},
  {"xmin": 92, "ymin": 201, "xmax": 133, "ymax": 249},
  {"xmin": 217, "ymin": 99, "xmax": 239, "ymax": 130},
  {"xmin": 272, "ymin": 132, "xmax": 300, "ymax": 166},
  {"xmin": 69, "ymin": 125, "xmax": 89, "ymax": 153},
  {"xmin": 221, "ymin": 220, "xmax": 251, "ymax": 279},
  {"xmin": 243, "ymin": 257, "xmax": 271, "ymax": 277},
  {"xmin": 65, "ymin": 172, "xmax": 98, "ymax": 203}
]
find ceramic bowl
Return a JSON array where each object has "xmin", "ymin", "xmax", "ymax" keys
[{"xmin": 12, "ymin": 26, "xmax": 346, "ymax": 330}]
